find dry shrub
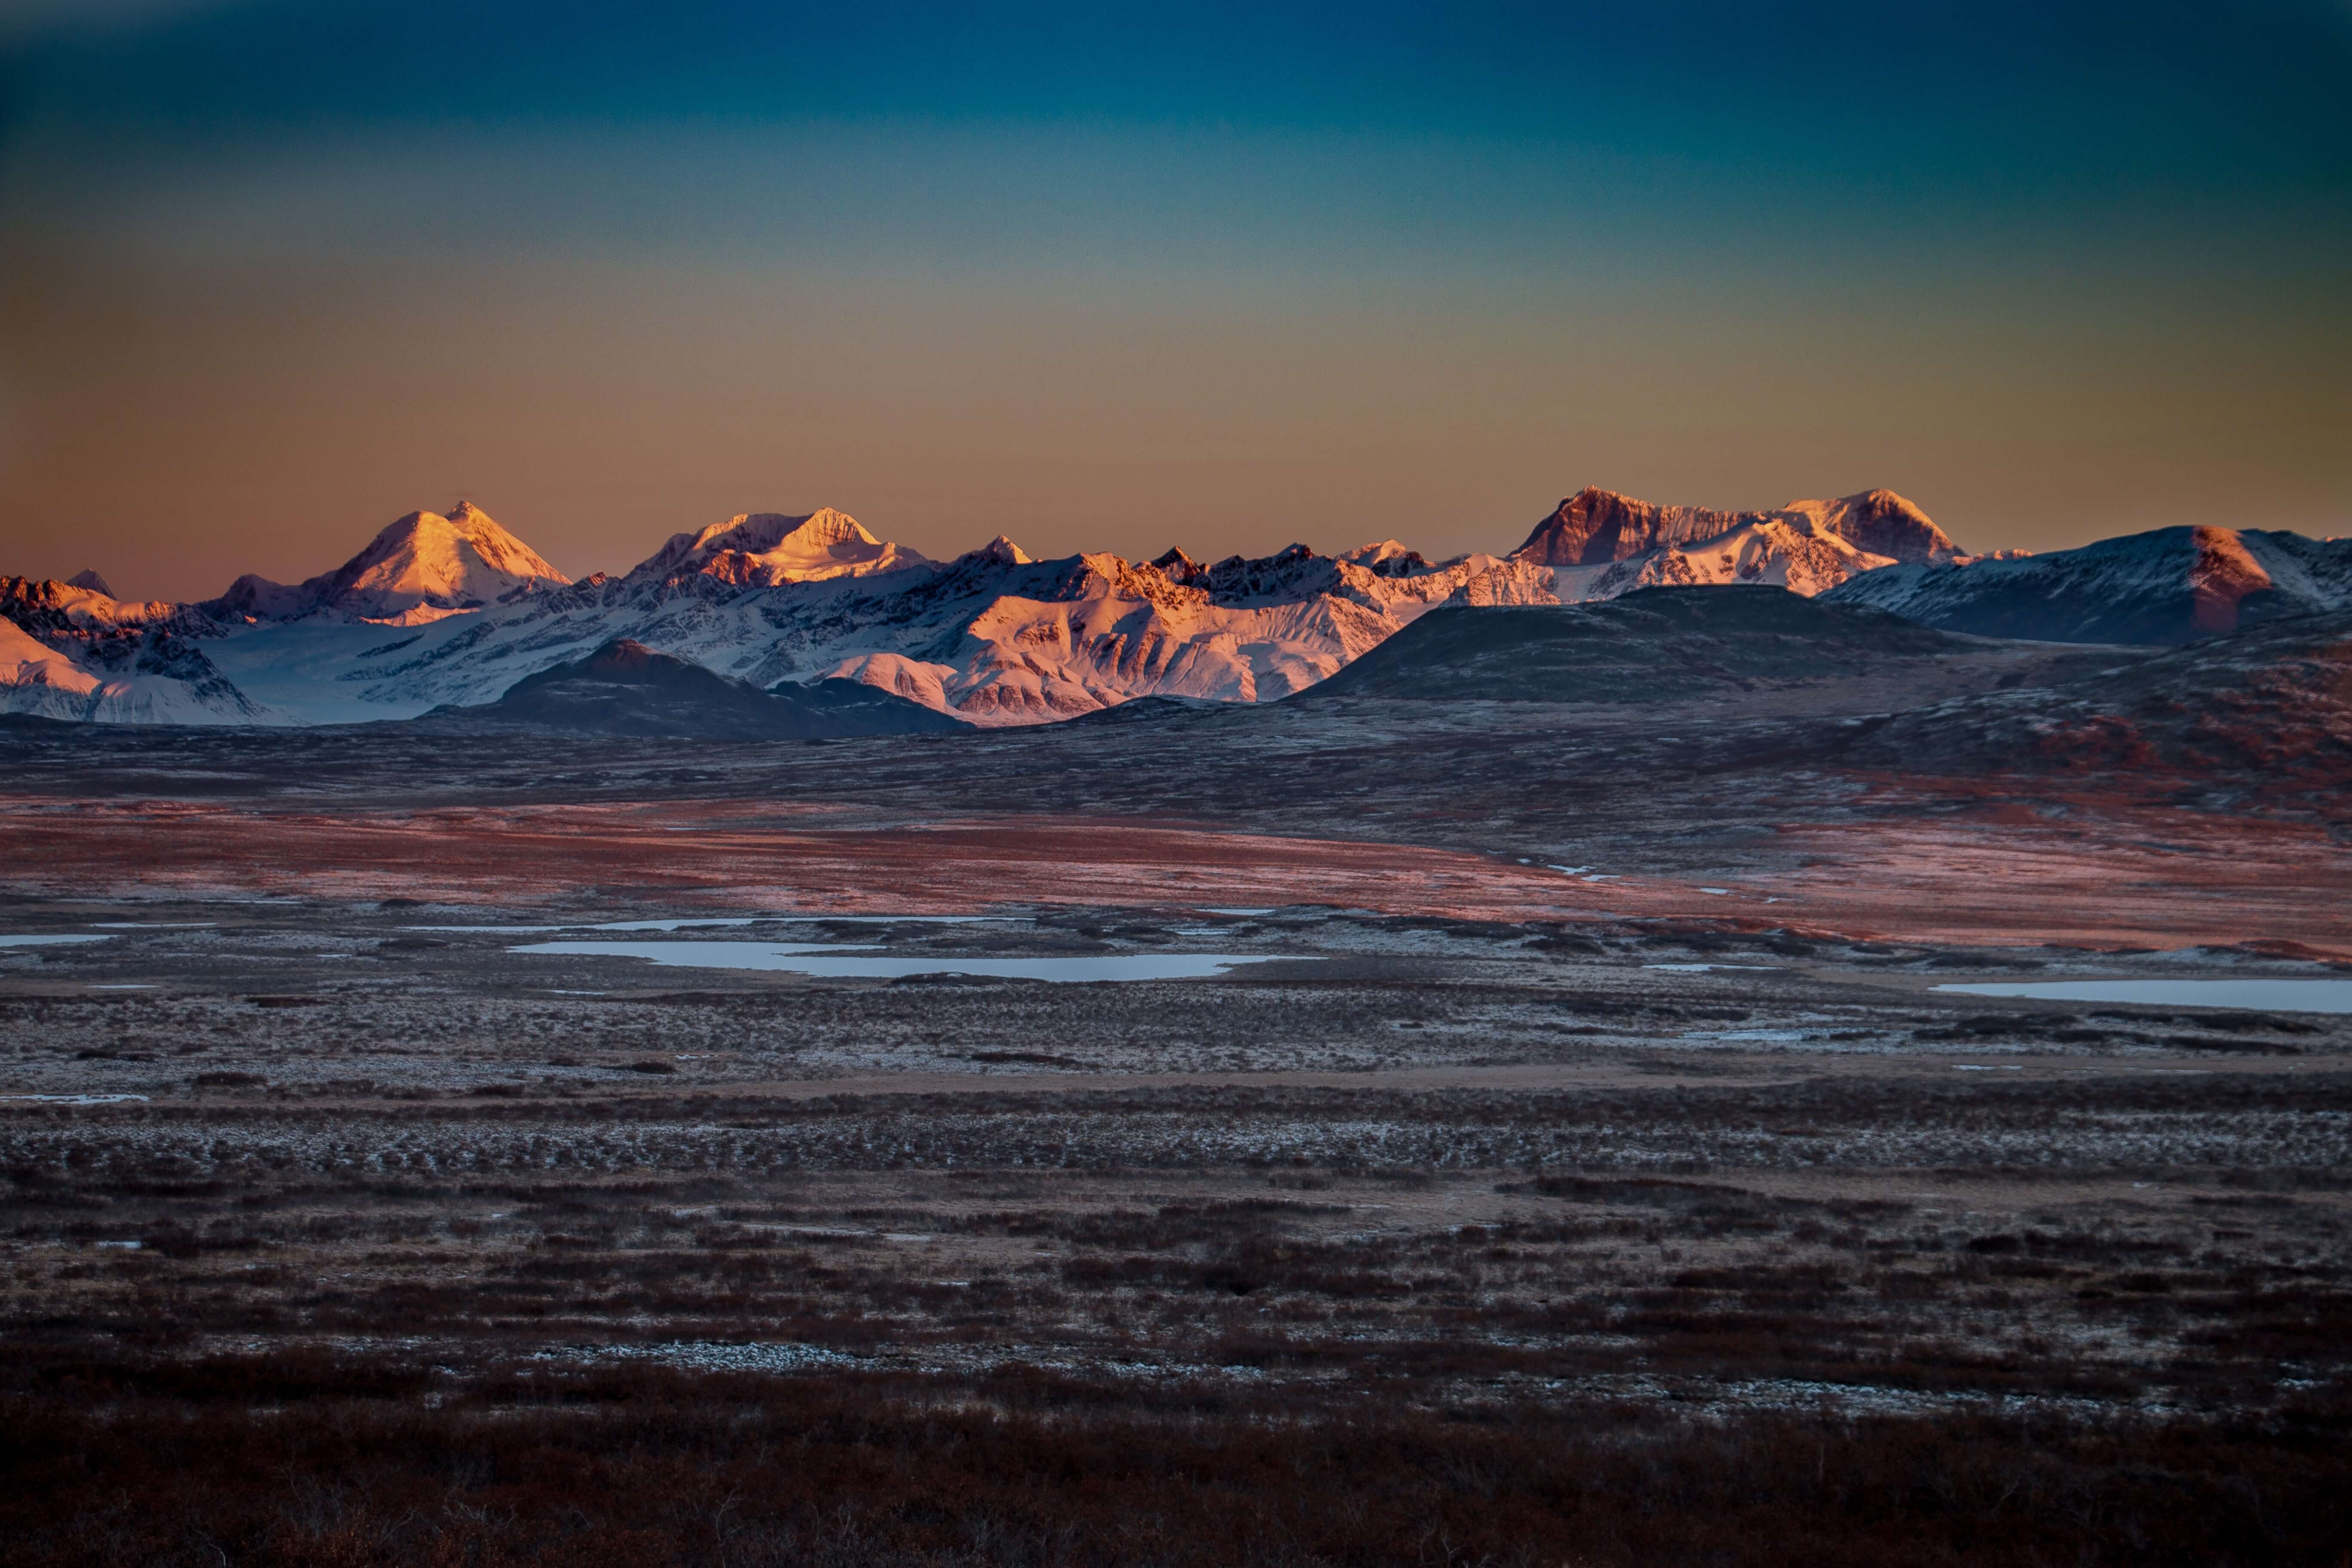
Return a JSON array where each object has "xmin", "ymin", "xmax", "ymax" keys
[{"xmin": 0, "ymin": 1353, "xmax": 2346, "ymax": 1567}]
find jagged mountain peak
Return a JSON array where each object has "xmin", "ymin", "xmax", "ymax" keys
[
  {"xmin": 970, "ymin": 534, "xmax": 1032, "ymax": 567},
  {"xmin": 1512, "ymin": 488, "xmax": 1752, "ymax": 567},
  {"xmin": 1513, "ymin": 485, "xmax": 1956, "ymax": 569},
  {"xmin": 66, "ymin": 569, "xmax": 114, "ymax": 596},
  {"xmin": 1152, "ymin": 546, "xmax": 1202, "ymax": 576},
  {"xmin": 697, "ymin": 507, "xmax": 878, "ymax": 555},
  {"xmin": 21, "ymin": 481, "xmax": 1993, "ymax": 728},
  {"xmin": 1339, "ymin": 540, "xmax": 1434, "ymax": 579},
  {"xmin": 630, "ymin": 507, "xmax": 931, "ymax": 587}
]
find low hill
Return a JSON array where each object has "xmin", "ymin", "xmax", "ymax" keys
[
  {"xmin": 1851, "ymin": 608, "xmax": 2352, "ymax": 781},
  {"xmin": 434, "ymin": 640, "xmax": 966, "ymax": 740},
  {"xmin": 1296, "ymin": 585, "xmax": 1980, "ymax": 704}
]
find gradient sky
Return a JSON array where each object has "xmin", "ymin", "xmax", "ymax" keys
[{"xmin": 3, "ymin": 0, "xmax": 2348, "ymax": 600}]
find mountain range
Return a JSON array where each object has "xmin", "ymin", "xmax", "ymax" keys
[
  {"xmin": 1822, "ymin": 524, "xmax": 2352, "ymax": 645},
  {"xmin": 2, "ymin": 488, "xmax": 2343, "ymax": 727}
]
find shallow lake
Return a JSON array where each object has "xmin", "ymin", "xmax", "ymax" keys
[
  {"xmin": 511, "ymin": 940, "xmax": 1309, "ymax": 983},
  {"xmin": 416, "ymin": 915, "xmax": 1012, "ymax": 933},
  {"xmin": 1934, "ymin": 978, "xmax": 2352, "ymax": 1014}
]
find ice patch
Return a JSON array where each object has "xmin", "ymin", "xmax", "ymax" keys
[
  {"xmin": 1644, "ymin": 963, "xmax": 1780, "ymax": 973},
  {"xmin": 511, "ymin": 940, "xmax": 1317, "ymax": 983},
  {"xmin": 411, "ymin": 914, "xmax": 1015, "ymax": 933},
  {"xmin": 1935, "ymin": 978, "xmax": 2352, "ymax": 1014},
  {"xmin": 0, "ymin": 1093, "xmax": 149, "ymax": 1105},
  {"xmin": 0, "ymin": 934, "xmax": 114, "ymax": 947}
]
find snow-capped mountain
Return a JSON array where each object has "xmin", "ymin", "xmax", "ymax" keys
[
  {"xmin": 626, "ymin": 508, "xmax": 933, "ymax": 588},
  {"xmin": 205, "ymin": 502, "xmax": 570, "ymax": 626},
  {"xmin": 1822, "ymin": 526, "xmax": 2352, "ymax": 645},
  {"xmin": 316, "ymin": 523, "xmax": 1559, "ymax": 726},
  {"xmin": 0, "ymin": 577, "xmax": 279, "ymax": 724},
  {"xmin": 1510, "ymin": 487, "xmax": 1958, "ymax": 570},
  {"xmin": 6, "ymin": 485, "xmax": 1963, "ymax": 727}
]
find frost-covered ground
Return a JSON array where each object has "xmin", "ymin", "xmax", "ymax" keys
[{"xmin": 2, "ymin": 892, "xmax": 2346, "ymax": 1428}]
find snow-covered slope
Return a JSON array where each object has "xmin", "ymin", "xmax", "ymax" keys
[
  {"xmin": 0, "ymin": 579, "xmax": 280, "ymax": 723},
  {"xmin": 1580, "ymin": 518, "xmax": 1898, "ymax": 598},
  {"xmin": 1511, "ymin": 487, "xmax": 1956, "ymax": 570},
  {"xmin": 0, "ymin": 614, "xmax": 105, "ymax": 720},
  {"xmin": 280, "ymin": 532, "xmax": 1559, "ymax": 726},
  {"xmin": 626, "ymin": 508, "xmax": 932, "ymax": 588},
  {"xmin": 205, "ymin": 502, "xmax": 570, "ymax": 625},
  {"xmin": 1822, "ymin": 526, "xmax": 2352, "ymax": 645},
  {"xmin": 14, "ymin": 484, "xmax": 1963, "ymax": 727}
]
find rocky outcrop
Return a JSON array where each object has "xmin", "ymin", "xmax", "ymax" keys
[{"xmin": 1511, "ymin": 486, "xmax": 1957, "ymax": 568}]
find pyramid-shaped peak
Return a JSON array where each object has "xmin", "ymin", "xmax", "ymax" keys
[
  {"xmin": 793, "ymin": 507, "xmax": 882, "ymax": 547},
  {"xmin": 65, "ymin": 569, "xmax": 114, "ymax": 597},
  {"xmin": 290, "ymin": 503, "xmax": 570, "ymax": 623}
]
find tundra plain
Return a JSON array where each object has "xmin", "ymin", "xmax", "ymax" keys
[{"xmin": 3, "ymin": 616, "xmax": 2349, "ymax": 1564}]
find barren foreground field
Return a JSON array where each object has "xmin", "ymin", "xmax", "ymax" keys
[{"xmin": 3, "ymin": 698, "xmax": 2349, "ymax": 1564}]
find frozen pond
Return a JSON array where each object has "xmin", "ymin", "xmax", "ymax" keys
[
  {"xmin": 511, "ymin": 940, "xmax": 1311, "ymax": 983},
  {"xmin": 1935, "ymin": 978, "xmax": 2352, "ymax": 1014},
  {"xmin": 414, "ymin": 915, "xmax": 1014, "ymax": 933}
]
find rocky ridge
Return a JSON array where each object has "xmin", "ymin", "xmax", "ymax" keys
[
  {"xmin": 3, "ymin": 485, "xmax": 2000, "ymax": 726},
  {"xmin": 0, "ymin": 577, "xmax": 274, "ymax": 724},
  {"xmin": 1824, "ymin": 524, "xmax": 2352, "ymax": 645}
]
